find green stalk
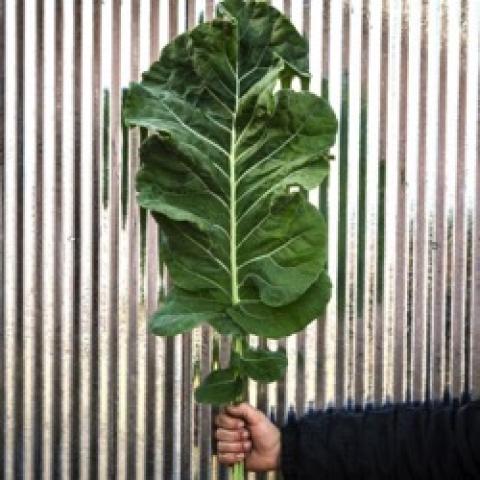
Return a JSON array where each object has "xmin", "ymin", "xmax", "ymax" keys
[
  {"xmin": 232, "ymin": 461, "xmax": 245, "ymax": 480},
  {"xmin": 229, "ymin": 31, "xmax": 244, "ymax": 480},
  {"xmin": 230, "ymin": 335, "xmax": 246, "ymax": 480}
]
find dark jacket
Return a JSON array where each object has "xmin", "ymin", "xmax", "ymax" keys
[{"xmin": 280, "ymin": 398, "xmax": 480, "ymax": 480}]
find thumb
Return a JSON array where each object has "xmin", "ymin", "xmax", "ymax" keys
[{"xmin": 225, "ymin": 403, "xmax": 264, "ymax": 427}]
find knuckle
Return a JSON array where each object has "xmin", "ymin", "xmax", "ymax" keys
[
  {"xmin": 221, "ymin": 431, "xmax": 232, "ymax": 441},
  {"xmin": 218, "ymin": 441, "xmax": 241, "ymax": 453},
  {"xmin": 217, "ymin": 441, "xmax": 228, "ymax": 452},
  {"xmin": 222, "ymin": 415, "xmax": 232, "ymax": 426}
]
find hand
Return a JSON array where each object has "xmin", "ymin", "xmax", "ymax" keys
[{"xmin": 214, "ymin": 402, "xmax": 281, "ymax": 472}]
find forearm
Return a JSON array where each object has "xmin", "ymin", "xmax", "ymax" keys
[{"xmin": 279, "ymin": 399, "xmax": 480, "ymax": 480}]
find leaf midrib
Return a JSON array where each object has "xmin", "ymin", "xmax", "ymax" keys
[{"xmin": 229, "ymin": 39, "xmax": 240, "ymax": 306}]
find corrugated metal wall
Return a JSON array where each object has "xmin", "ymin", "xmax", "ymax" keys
[{"xmin": 1, "ymin": 0, "xmax": 479, "ymax": 478}]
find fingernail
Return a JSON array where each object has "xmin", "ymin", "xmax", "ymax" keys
[
  {"xmin": 244, "ymin": 442, "xmax": 251, "ymax": 450},
  {"xmin": 242, "ymin": 431, "xmax": 249, "ymax": 439}
]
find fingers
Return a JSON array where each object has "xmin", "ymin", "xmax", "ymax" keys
[
  {"xmin": 215, "ymin": 428, "xmax": 250, "ymax": 442},
  {"xmin": 217, "ymin": 439, "xmax": 252, "ymax": 465},
  {"xmin": 214, "ymin": 403, "xmax": 263, "ymax": 430},
  {"xmin": 214, "ymin": 403, "xmax": 261, "ymax": 466},
  {"xmin": 224, "ymin": 403, "xmax": 264, "ymax": 427},
  {"xmin": 215, "ymin": 411, "xmax": 245, "ymax": 430},
  {"xmin": 218, "ymin": 440, "xmax": 252, "ymax": 454}
]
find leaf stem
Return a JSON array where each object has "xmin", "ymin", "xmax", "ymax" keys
[
  {"xmin": 230, "ymin": 335, "xmax": 247, "ymax": 480},
  {"xmin": 230, "ymin": 24, "xmax": 244, "ymax": 480},
  {"xmin": 232, "ymin": 461, "xmax": 245, "ymax": 480}
]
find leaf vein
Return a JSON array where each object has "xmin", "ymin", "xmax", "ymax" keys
[
  {"xmin": 162, "ymin": 102, "xmax": 230, "ymax": 157},
  {"xmin": 237, "ymin": 233, "xmax": 302, "ymax": 269}
]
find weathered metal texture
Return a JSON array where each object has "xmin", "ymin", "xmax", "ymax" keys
[{"xmin": 1, "ymin": 0, "xmax": 479, "ymax": 479}]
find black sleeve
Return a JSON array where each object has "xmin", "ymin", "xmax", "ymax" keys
[{"xmin": 279, "ymin": 399, "xmax": 480, "ymax": 480}]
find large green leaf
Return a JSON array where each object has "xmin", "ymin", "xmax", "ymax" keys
[
  {"xmin": 236, "ymin": 346, "xmax": 287, "ymax": 383},
  {"xmin": 149, "ymin": 288, "xmax": 225, "ymax": 336},
  {"xmin": 123, "ymin": 0, "xmax": 337, "ymax": 339},
  {"xmin": 194, "ymin": 368, "xmax": 243, "ymax": 405},
  {"xmin": 229, "ymin": 270, "xmax": 332, "ymax": 338}
]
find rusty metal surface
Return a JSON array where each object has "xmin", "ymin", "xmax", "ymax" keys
[{"xmin": 1, "ymin": 0, "xmax": 479, "ymax": 478}]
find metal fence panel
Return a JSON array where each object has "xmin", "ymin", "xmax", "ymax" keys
[{"xmin": 1, "ymin": 0, "xmax": 479, "ymax": 478}]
